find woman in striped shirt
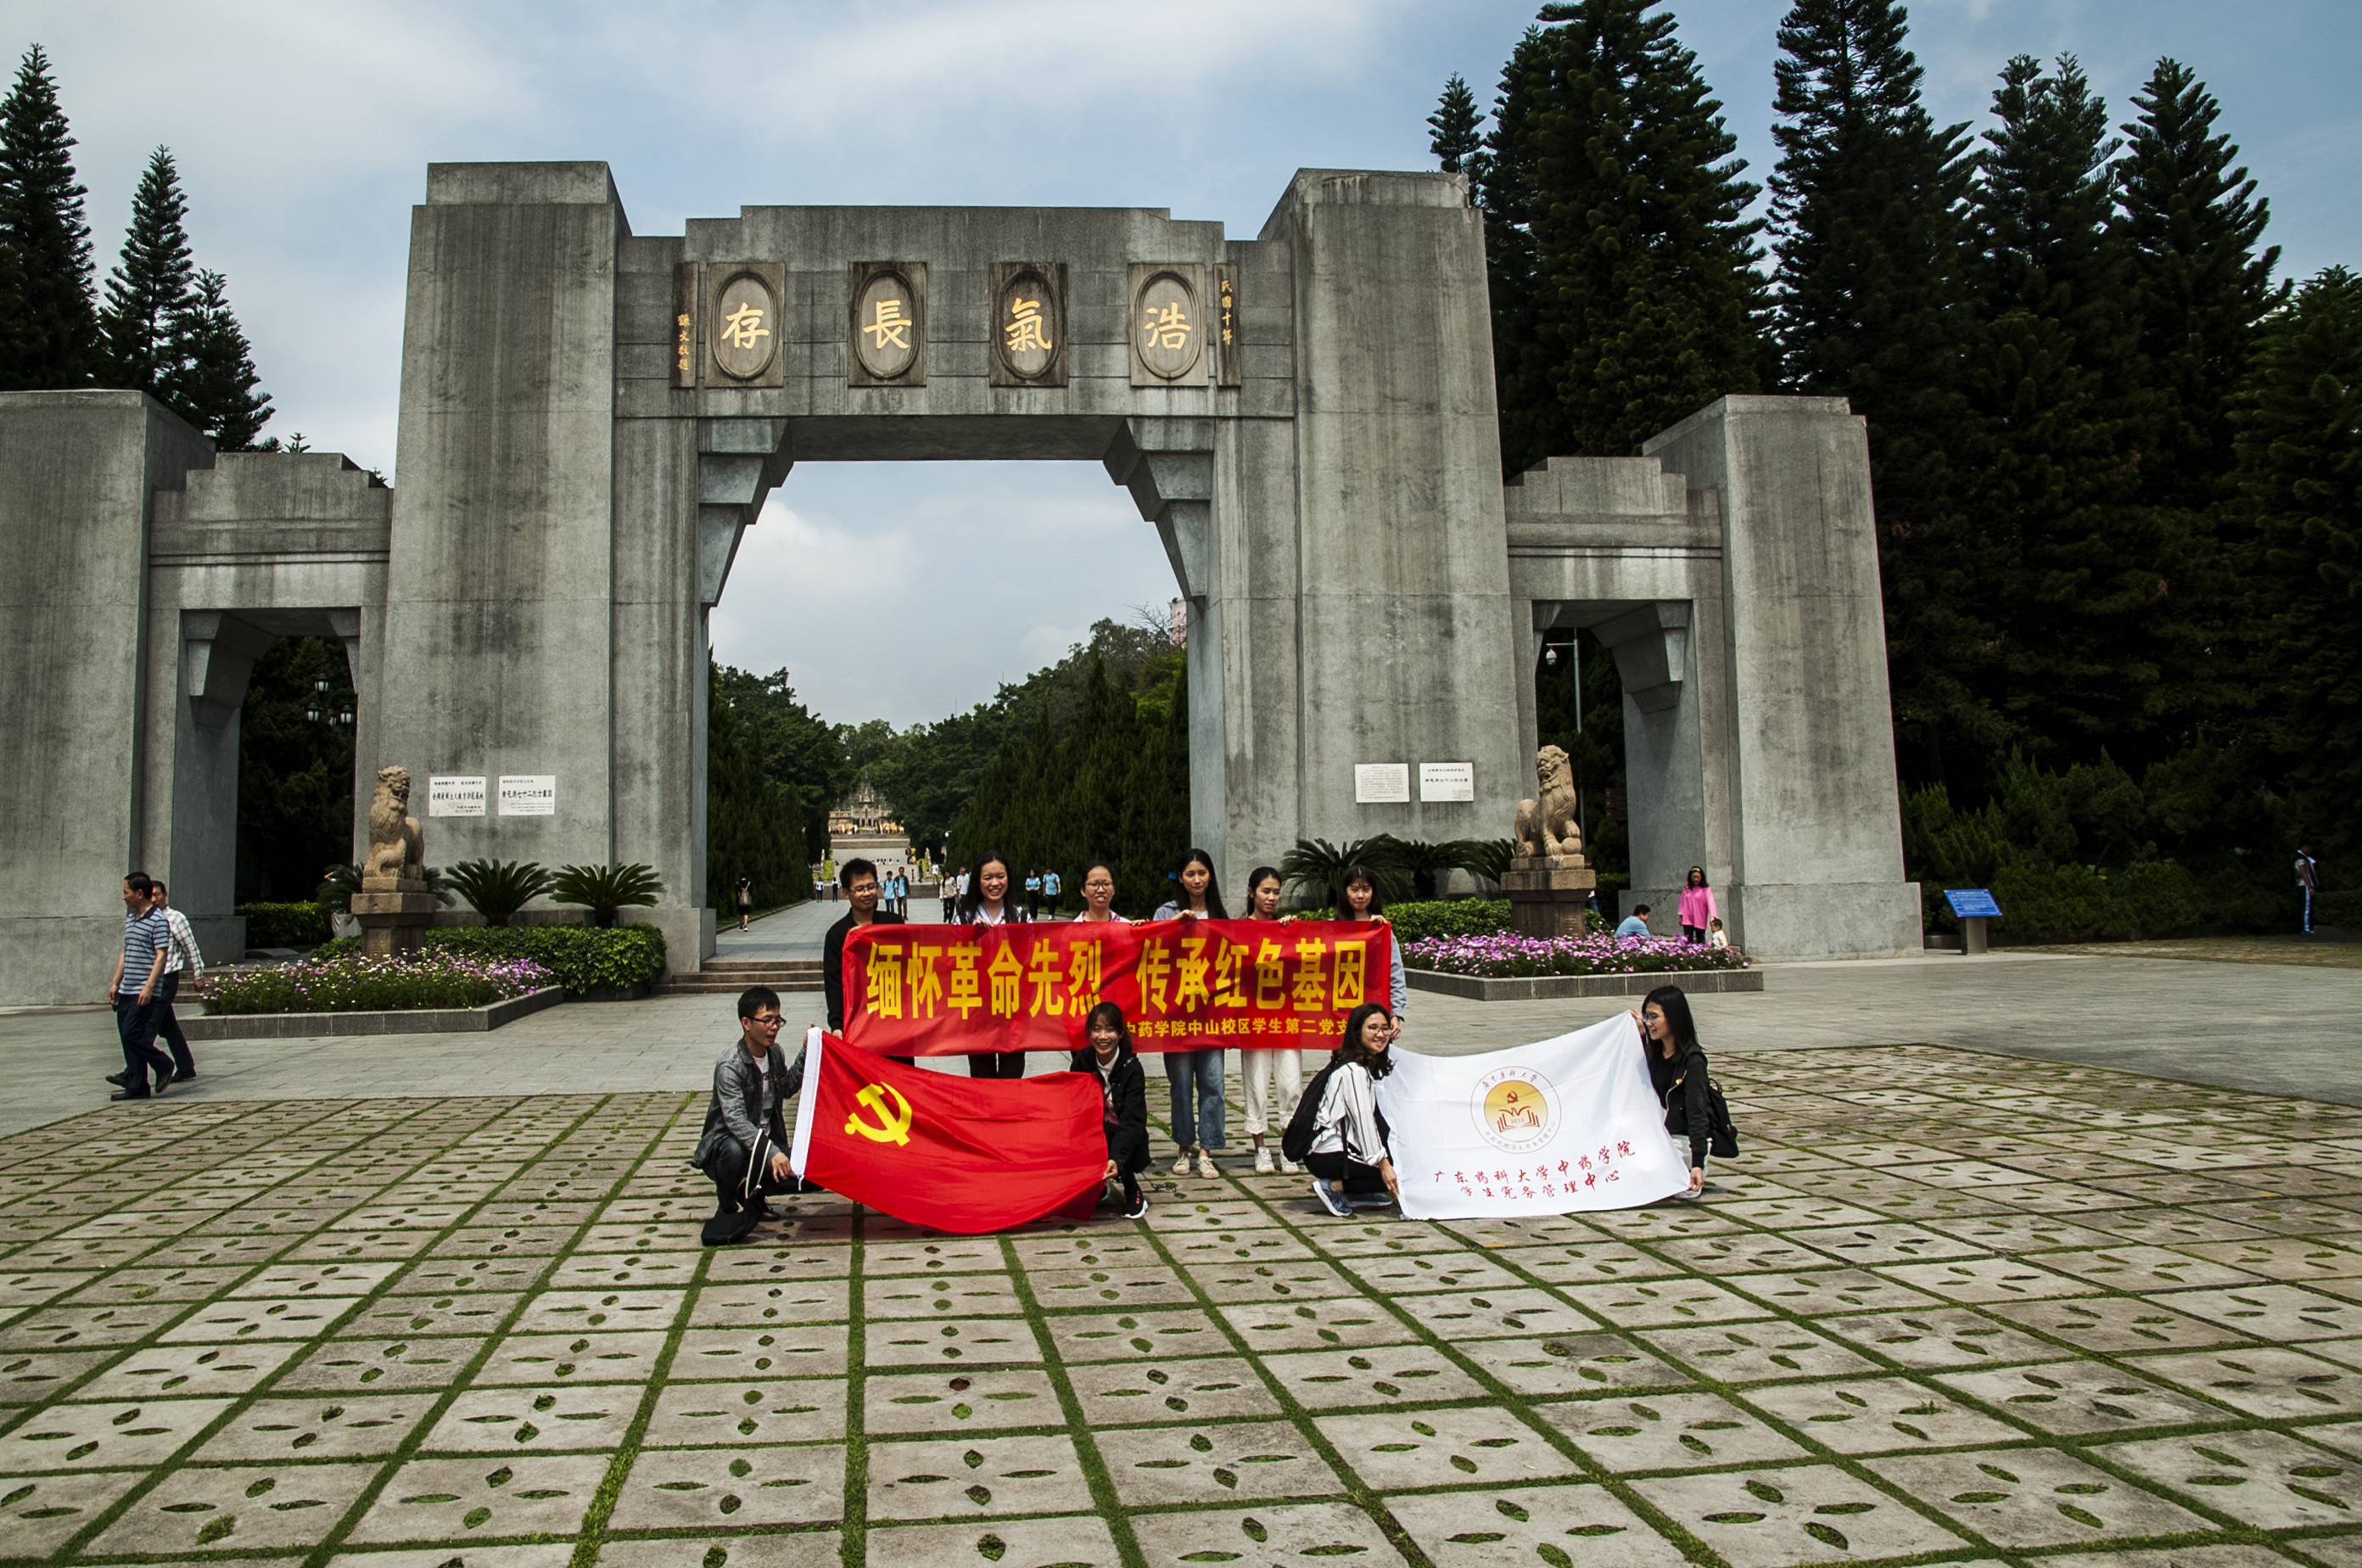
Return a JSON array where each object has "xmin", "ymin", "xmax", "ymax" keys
[{"xmin": 1307, "ymin": 1002, "xmax": 1401, "ymax": 1217}]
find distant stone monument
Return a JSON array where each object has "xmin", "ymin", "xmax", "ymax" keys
[
  {"xmin": 350, "ymin": 766, "xmax": 436, "ymax": 955},
  {"xmin": 1504, "ymin": 746, "xmax": 1597, "ymax": 938},
  {"xmin": 826, "ymin": 770, "xmax": 912, "ymax": 887}
]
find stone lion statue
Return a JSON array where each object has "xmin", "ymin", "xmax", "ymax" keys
[
  {"xmin": 1513, "ymin": 745, "xmax": 1582, "ymax": 860},
  {"xmin": 362, "ymin": 765, "xmax": 425, "ymax": 890}
]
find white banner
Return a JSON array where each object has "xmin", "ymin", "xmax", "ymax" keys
[{"xmin": 1375, "ymin": 1013, "xmax": 1689, "ymax": 1218}]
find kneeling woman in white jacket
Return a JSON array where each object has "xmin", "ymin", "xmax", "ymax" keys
[{"xmin": 1307, "ymin": 1002, "xmax": 1402, "ymax": 1217}]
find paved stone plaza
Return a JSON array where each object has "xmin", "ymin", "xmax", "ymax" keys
[{"xmin": 2, "ymin": 1040, "xmax": 2362, "ymax": 1567}]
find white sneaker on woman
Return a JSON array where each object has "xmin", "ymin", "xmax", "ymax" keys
[
  {"xmin": 1197, "ymin": 1149, "xmax": 1217, "ymax": 1179},
  {"xmin": 1279, "ymin": 1157, "xmax": 1301, "ymax": 1174},
  {"xmin": 1253, "ymin": 1147, "xmax": 1275, "ymax": 1174},
  {"xmin": 1172, "ymin": 1151, "xmax": 1193, "ymax": 1176}
]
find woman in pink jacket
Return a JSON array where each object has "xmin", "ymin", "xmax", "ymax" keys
[{"xmin": 1678, "ymin": 866, "xmax": 1716, "ymax": 944}]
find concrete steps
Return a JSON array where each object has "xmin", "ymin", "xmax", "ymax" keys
[{"xmin": 660, "ymin": 958, "xmax": 824, "ymax": 996}]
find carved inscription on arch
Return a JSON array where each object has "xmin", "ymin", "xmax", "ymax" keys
[
  {"xmin": 988, "ymin": 262, "xmax": 1068, "ymax": 389},
  {"xmin": 848, "ymin": 261, "xmax": 927, "ymax": 386},
  {"xmin": 1129, "ymin": 263, "xmax": 1206, "ymax": 386},
  {"xmin": 705, "ymin": 263, "xmax": 785, "ymax": 386}
]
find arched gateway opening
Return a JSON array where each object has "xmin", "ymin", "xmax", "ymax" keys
[{"xmin": 0, "ymin": 161, "xmax": 1922, "ymax": 1004}]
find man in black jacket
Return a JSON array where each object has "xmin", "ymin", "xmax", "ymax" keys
[
  {"xmin": 1073, "ymin": 1002, "xmax": 1150, "ymax": 1219},
  {"xmin": 691, "ymin": 986, "xmax": 807, "ymax": 1245},
  {"xmin": 823, "ymin": 859, "xmax": 911, "ymax": 1064}
]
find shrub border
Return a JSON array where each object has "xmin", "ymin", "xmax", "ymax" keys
[
  {"xmin": 1407, "ymin": 966, "xmax": 1765, "ymax": 1001},
  {"xmin": 180, "ymin": 985, "xmax": 565, "ymax": 1039}
]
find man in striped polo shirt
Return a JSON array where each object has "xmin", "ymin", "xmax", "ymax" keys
[{"xmin": 104, "ymin": 873, "xmax": 175, "ymax": 1101}]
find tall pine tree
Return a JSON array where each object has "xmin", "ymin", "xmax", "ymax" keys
[
  {"xmin": 1478, "ymin": 0, "xmax": 1766, "ymax": 471},
  {"xmin": 0, "ymin": 44, "xmax": 97, "ymax": 390},
  {"xmin": 167, "ymin": 269, "xmax": 272, "ymax": 448},
  {"xmin": 1428, "ymin": 74, "xmax": 1483, "ymax": 174},
  {"xmin": 98, "ymin": 146, "xmax": 193, "ymax": 396},
  {"xmin": 1767, "ymin": 0, "xmax": 1986, "ymax": 781},
  {"xmin": 1966, "ymin": 55, "xmax": 2181, "ymax": 771},
  {"xmin": 2232, "ymin": 269, "xmax": 2362, "ymax": 846},
  {"xmin": 2115, "ymin": 58, "xmax": 2281, "ymax": 511}
]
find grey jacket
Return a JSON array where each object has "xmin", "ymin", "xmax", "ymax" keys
[{"xmin": 691, "ymin": 1037, "xmax": 805, "ymax": 1171}]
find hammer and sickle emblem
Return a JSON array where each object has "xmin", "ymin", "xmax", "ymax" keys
[{"xmin": 843, "ymin": 1083, "xmax": 914, "ymax": 1146}]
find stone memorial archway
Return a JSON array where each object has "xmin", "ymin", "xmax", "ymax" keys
[{"xmin": 0, "ymin": 162, "xmax": 1920, "ymax": 1004}]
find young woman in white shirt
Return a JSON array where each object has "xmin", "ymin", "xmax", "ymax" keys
[
  {"xmin": 1337, "ymin": 865, "xmax": 1408, "ymax": 1041},
  {"xmin": 958, "ymin": 849, "xmax": 1029, "ymax": 1079},
  {"xmin": 1072, "ymin": 861, "xmax": 1123, "ymax": 923},
  {"xmin": 1307, "ymin": 1001, "xmax": 1402, "ymax": 1216},
  {"xmin": 1237, "ymin": 865, "xmax": 1303, "ymax": 1175},
  {"xmin": 1150, "ymin": 848, "xmax": 1229, "ymax": 1178}
]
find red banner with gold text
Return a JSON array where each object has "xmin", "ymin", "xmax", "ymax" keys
[{"xmin": 840, "ymin": 918, "xmax": 1392, "ymax": 1056}]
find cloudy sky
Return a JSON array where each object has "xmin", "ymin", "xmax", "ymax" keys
[{"xmin": 15, "ymin": 1, "xmax": 2357, "ymax": 726}]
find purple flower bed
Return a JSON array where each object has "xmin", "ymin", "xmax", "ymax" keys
[
  {"xmin": 203, "ymin": 951, "xmax": 556, "ymax": 1016},
  {"xmin": 1403, "ymin": 931, "xmax": 1747, "ymax": 979}
]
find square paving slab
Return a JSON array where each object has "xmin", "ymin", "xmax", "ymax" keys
[{"xmin": 5, "ymin": 1050, "xmax": 2362, "ymax": 1567}]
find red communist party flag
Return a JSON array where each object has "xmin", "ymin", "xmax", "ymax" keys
[{"xmin": 787, "ymin": 1028, "xmax": 1106, "ymax": 1234}]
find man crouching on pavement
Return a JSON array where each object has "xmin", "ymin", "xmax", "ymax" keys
[{"xmin": 691, "ymin": 985, "xmax": 805, "ymax": 1246}]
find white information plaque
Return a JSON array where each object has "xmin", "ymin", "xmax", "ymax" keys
[
  {"xmin": 428, "ymin": 776, "xmax": 486, "ymax": 818},
  {"xmin": 1354, "ymin": 763, "xmax": 1411, "ymax": 804},
  {"xmin": 497, "ymin": 776, "xmax": 557, "ymax": 816},
  {"xmin": 1419, "ymin": 761, "xmax": 1475, "ymax": 802}
]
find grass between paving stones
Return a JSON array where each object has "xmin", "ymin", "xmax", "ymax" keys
[{"xmin": 7, "ymin": 1052, "xmax": 2362, "ymax": 1566}]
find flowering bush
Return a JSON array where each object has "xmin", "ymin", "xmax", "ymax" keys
[
  {"xmin": 312, "ymin": 925, "xmax": 666, "ymax": 994},
  {"xmin": 1403, "ymin": 930, "xmax": 1746, "ymax": 979},
  {"xmin": 202, "ymin": 951, "xmax": 556, "ymax": 1015}
]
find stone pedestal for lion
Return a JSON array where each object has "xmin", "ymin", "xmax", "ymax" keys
[
  {"xmin": 354, "ymin": 765, "xmax": 434, "ymax": 956},
  {"xmin": 1507, "ymin": 746, "xmax": 1598, "ymax": 938}
]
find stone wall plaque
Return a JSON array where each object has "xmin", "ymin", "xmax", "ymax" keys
[
  {"xmin": 1419, "ymin": 761, "xmax": 1475, "ymax": 802},
  {"xmin": 988, "ymin": 261, "xmax": 1068, "ymax": 388},
  {"xmin": 672, "ymin": 263, "xmax": 698, "ymax": 389},
  {"xmin": 428, "ymin": 775, "xmax": 486, "ymax": 817},
  {"xmin": 497, "ymin": 775, "xmax": 556, "ymax": 817},
  {"xmin": 848, "ymin": 261, "xmax": 926, "ymax": 386},
  {"xmin": 1214, "ymin": 263, "xmax": 1242, "ymax": 386},
  {"xmin": 1354, "ymin": 763, "xmax": 1411, "ymax": 804},
  {"xmin": 1129, "ymin": 262, "xmax": 1206, "ymax": 386},
  {"xmin": 704, "ymin": 263, "xmax": 785, "ymax": 387}
]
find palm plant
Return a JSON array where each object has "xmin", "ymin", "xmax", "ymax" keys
[
  {"xmin": 316, "ymin": 861, "xmax": 455, "ymax": 910},
  {"xmin": 551, "ymin": 862, "xmax": 664, "ymax": 928},
  {"xmin": 1379, "ymin": 836, "xmax": 1501, "ymax": 899},
  {"xmin": 1462, "ymin": 837, "xmax": 1518, "ymax": 887},
  {"xmin": 1279, "ymin": 837, "xmax": 1412, "ymax": 908},
  {"xmin": 444, "ymin": 859, "xmax": 554, "ymax": 927}
]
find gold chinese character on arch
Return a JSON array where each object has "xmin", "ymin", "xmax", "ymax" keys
[
  {"xmin": 719, "ymin": 301, "xmax": 770, "ymax": 352},
  {"xmin": 1005, "ymin": 295, "xmax": 1052, "ymax": 356},
  {"xmin": 864, "ymin": 298, "xmax": 912, "ymax": 352},
  {"xmin": 1142, "ymin": 299, "xmax": 1191, "ymax": 351}
]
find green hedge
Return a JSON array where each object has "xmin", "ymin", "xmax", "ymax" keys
[
  {"xmin": 1923, "ymin": 859, "xmax": 2304, "ymax": 941},
  {"xmin": 236, "ymin": 902, "xmax": 332, "ymax": 948},
  {"xmin": 314, "ymin": 924, "xmax": 667, "ymax": 994}
]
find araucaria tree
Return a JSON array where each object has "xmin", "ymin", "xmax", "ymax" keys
[
  {"xmin": 1472, "ymin": 0, "xmax": 1767, "ymax": 473},
  {"xmin": 99, "ymin": 148, "xmax": 195, "ymax": 395},
  {"xmin": 0, "ymin": 44, "xmax": 97, "ymax": 390},
  {"xmin": 1767, "ymin": 0, "xmax": 1986, "ymax": 776}
]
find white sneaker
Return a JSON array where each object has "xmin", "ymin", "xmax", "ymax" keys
[
  {"xmin": 1279, "ymin": 1158, "xmax": 1301, "ymax": 1174},
  {"xmin": 1253, "ymin": 1147, "xmax": 1275, "ymax": 1174},
  {"xmin": 1172, "ymin": 1151, "xmax": 1193, "ymax": 1176},
  {"xmin": 1197, "ymin": 1150, "xmax": 1217, "ymax": 1179}
]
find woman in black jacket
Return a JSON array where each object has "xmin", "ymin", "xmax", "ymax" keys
[
  {"xmin": 1632, "ymin": 983, "xmax": 1710, "ymax": 1197},
  {"xmin": 1073, "ymin": 1000, "xmax": 1151, "ymax": 1219}
]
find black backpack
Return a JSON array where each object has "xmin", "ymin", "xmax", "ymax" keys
[
  {"xmin": 1281, "ymin": 1061, "xmax": 1345, "ymax": 1165},
  {"xmin": 1664, "ymin": 1071, "xmax": 1740, "ymax": 1160}
]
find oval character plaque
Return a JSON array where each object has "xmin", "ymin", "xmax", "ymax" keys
[
  {"xmin": 709, "ymin": 270, "xmax": 778, "ymax": 382},
  {"xmin": 998, "ymin": 271, "xmax": 1056, "ymax": 380},
  {"xmin": 854, "ymin": 271, "xmax": 920, "ymax": 382},
  {"xmin": 1135, "ymin": 270, "xmax": 1201, "ymax": 381}
]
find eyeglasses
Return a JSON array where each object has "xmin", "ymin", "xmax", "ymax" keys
[{"xmin": 748, "ymin": 1016, "xmax": 783, "ymax": 1029}]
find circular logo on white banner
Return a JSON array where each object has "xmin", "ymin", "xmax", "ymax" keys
[{"xmin": 1471, "ymin": 1066, "xmax": 1559, "ymax": 1155}]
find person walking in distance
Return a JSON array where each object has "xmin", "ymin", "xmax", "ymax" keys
[
  {"xmin": 103, "ymin": 873, "xmax": 175, "ymax": 1100},
  {"xmin": 736, "ymin": 873, "xmax": 753, "ymax": 932},
  {"xmin": 1237, "ymin": 865, "xmax": 1303, "ymax": 1175},
  {"xmin": 2298, "ymin": 845, "xmax": 2322, "ymax": 935},
  {"xmin": 1678, "ymin": 866, "xmax": 1716, "ymax": 944},
  {"xmin": 1042, "ymin": 865, "xmax": 1061, "ymax": 916},
  {"xmin": 148, "ymin": 880, "xmax": 202, "ymax": 1084},
  {"xmin": 1024, "ymin": 869, "xmax": 1043, "ymax": 918},
  {"xmin": 959, "ymin": 851, "xmax": 1030, "ymax": 1079},
  {"xmin": 1152, "ymin": 848, "xmax": 1229, "ymax": 1178}
]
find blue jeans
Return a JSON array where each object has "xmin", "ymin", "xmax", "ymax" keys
[{"xmin": 1165, "ymin": 1048, "xmax": 1224, "ymax": 1151}]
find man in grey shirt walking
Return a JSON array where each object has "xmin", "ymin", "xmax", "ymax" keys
[{"xmin": 104, "ymin": 873, "xmax": 174, "ymax": 1100}]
